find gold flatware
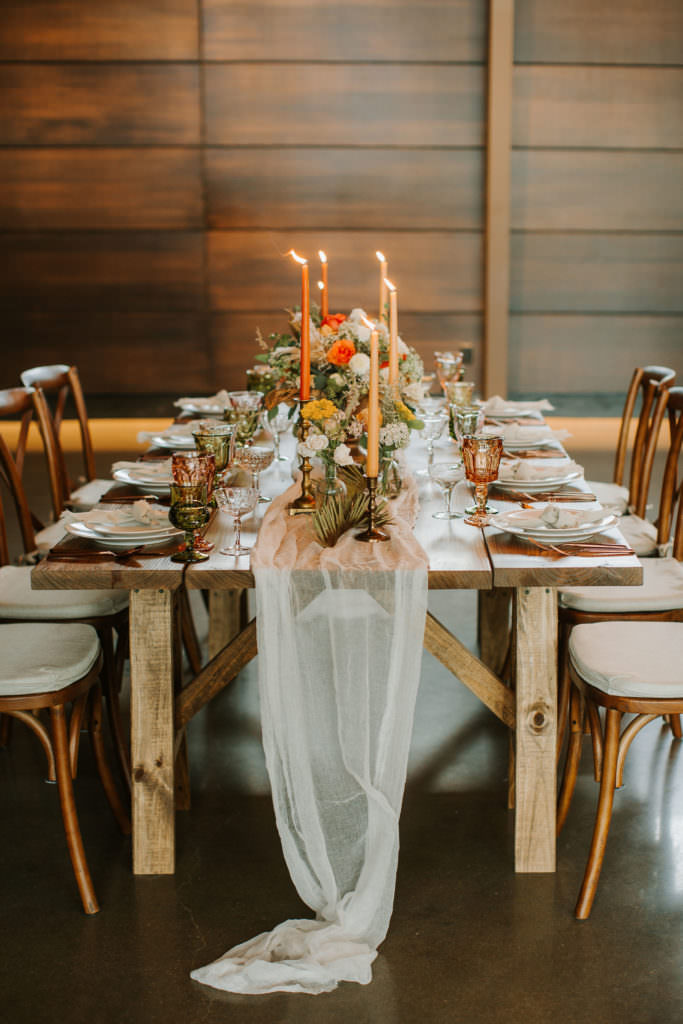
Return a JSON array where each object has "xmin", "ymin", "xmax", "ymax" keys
[{"xmin": 522, "ymin": 536, "xmax": 634, "ymax": 557}]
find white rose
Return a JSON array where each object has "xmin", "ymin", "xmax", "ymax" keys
[
  {"xmin": 308, "ymin": 434, "xmax": 329, "ymax": 452},
  {"xmin": 355, "ymin": 324, "xmax": 371, "ymax": 343},
  {"xmin": 349, "ymin": 352, "xmax": 371, "ymax": 377},
  {"xmin": 347, "ymin": 307, "xmax": 366, "ymax": 323},
  {"xmin": 333, "ymin": 443, "xmax": 354, "ymax": 466},
  {"xmin": 402, "ymin": 381, "xmax": 424, "ymax": 403},
  {"xmin": 297, "ymin": 440, "xmax": 315, "ymax": 459}
]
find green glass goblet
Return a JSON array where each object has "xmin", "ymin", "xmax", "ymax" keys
[{"xmin": 169, "ymin": 482, "xmax": 211, "ymax": 563}]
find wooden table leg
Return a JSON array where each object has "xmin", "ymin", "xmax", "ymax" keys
[
  {"xmin": 208, "ymin": 590, "xmax": 245, "ymax": 659},
  {"xmin": 514, "ymin": 586, "xmax": 557, "ymax": 872},
  {"xmin": 130, "ymin": 588, "xmax": 175, "ymax": 875}
]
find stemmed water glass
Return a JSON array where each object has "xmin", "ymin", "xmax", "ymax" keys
[
  {"xmin": 461, "ymin": 435, "xmax": 503, "ymax": 527},
  {"xmin": 233, "ymin": 445, "xmax": 275, "ymax": 502},
  {"xmin": 428, "ymin": 460, "xmax": 465, "ymax": 519},
  {"xmin": 451, "ymin": 404, "xmax": 484, "ymax": 446},
  {"xmin": 191, "ymin": 421, "xmax": 235, "ymax": 482},
  {"xmin": 171, "ymin": 452, "xmax": 216, "ymax": 553},
  {"xmin": 434, "ymin": 351, "xmax": 463, "ymax": 398},
  {"xmin": 214, "ymin": 486, "xmax": 260, "ymax": 556},
  {"xmin": 417, "ymin": 412, "xmax": 447, "ymax": 477},
  {"xmin": 225, "ymin": 391, "xmax": 264, "ymax": 445},
  {"xmin": 168, "ymin": 482, "xmax": 211, "ymax": 563},
  {"xmin": 265, "ymin": 403, "xmax": 292, "ymax": 462}
]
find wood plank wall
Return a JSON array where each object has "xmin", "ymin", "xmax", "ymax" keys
[
  {"xmin": 1, "ymin": 1, "xmax": 681, "ymax": 399},
  {"xmin": 0, "ymin": 0, "xmax": 487, "ymax": 395},
  {"xmin": 509, "ymin": 0, "xmax": 683, "ymax": 396}
]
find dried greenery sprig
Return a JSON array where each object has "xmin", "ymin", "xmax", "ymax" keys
[{"xmin": 312, "ymin": 489, "xmax": 392, "ymax": 548}]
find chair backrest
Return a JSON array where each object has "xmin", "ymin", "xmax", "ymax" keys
[
  {"xmin": 613, "ymin": 365, "xmax": 676, "ymax": 512},
  {"xmin": 19, "ymin": 364, "xmax": 97, "ymax": 493},
  {"xmin": 642, "ymin": 386, "xmax": 683, "ymax": 552},
  {"xmin": 0, "ymin": 387, "xmax": 64, "ymax": 560}
]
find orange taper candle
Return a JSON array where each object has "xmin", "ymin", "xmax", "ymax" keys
[
  {"xmin": 318, "ymin": 250, "xmax": 328, "ymax": 319},
  {"xmin": 366, "ymin": 324, "xmax": 380, "ymax": 477},
  {"xmin": 290, "ymin": 250, "xmax": 310, "ymax": 400},
  {"xmin": 376, "ymin": 251, "xmax": 388, "ymax": 323},
  {"xmin": 385, "ymin": 278, "xmax": 399, "ymax": 392}
]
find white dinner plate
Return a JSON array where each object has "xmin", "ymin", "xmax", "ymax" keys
[
  {"xmin": 82, "ymin": 520, "xmax": 175, "ymax": 540},
  {"xmin": 176, "ymin": 400, "xmax": 227, "ymax": 416},
  {"xmin": 493, "ymin": 508, "xmax": 618, "ymax": 542},
  {"xmin": 149, "ymin": 433, "xmax": 197, "ymax": 451},
  {"xmin": 65, "ymin": 522, "xmax": 181, "ymax": 549},
  {"xmin": 112, "ymin": 467, "xmax": 173, "ymax": 495},
  {"xmin": 483, "ymin": 408, "xmax": 540, "ymax": 420},
  {"xmin": 494, "ymin": 470, "xmax": 582, "ymax": 492},
  {"xmin": 500, "ymin": 436, "xmax": 556, "ymax": 451}
]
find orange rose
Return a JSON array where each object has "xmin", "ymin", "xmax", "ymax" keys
[
  {"xmin": 322, "ymin": 313, "xmax": 346, "ymax": 328},
  {"xmin": 327, "ymin": 338, "xmax": 356, "ymax": 366}
]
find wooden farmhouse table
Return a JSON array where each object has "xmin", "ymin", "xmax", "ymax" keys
[{"xmin": 31, "ymin": 437, "xmax": 642, "ymax": 878}]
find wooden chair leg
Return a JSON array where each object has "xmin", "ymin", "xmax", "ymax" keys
[
  {"xmin": 97, "ymin": 625, "xmax": 131, "ymax": 794},
  {"xmin": 670, "ymin": 715, "xmax": 682, "ymax": 739},
  {"xmin": 557, "ymin": 687, "xmax": 584, "ymax": 834},
  {"xmin": 575, "ymin": 707, "xmax": 621, "ymax": 920},
  {"xmin": 586, "ymin": 701, "xmax": 604, "ymax": 781},
  {"xmin": 88, "ymin": 686, "xmax": 131, "ymax": 836},
  {"xmin": 3, "ymin": 709, "xmax": 56, "ymax": 781},
  {"xmin": 0, "ymin": 713, "xmax": 12, "ymax": 747},
  {"xmin": 50, "ymin": 703, "xmax": 99, "ymax": 915},
  {"xmin": 68, "ymin": 693, "xmax": 88, "ymax": 778},
  {"xmin": 179, "ymin": 585, "xmax": 203, "ymax": 676},
  {"xmin": 556, "ymin": 622, "xmax": 571, "ymax": 763}
]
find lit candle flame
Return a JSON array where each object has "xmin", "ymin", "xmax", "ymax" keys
[
  {"xmin": 318, "ymin": 250, "xmax": 327, "ymax": 264},
  {"xmin": 384, "ymin": 277, "xmax": 396, "ymax": 292},
  {"xmin": 376, "ymin": 251, "xmax": 386, "ymax": 263},
  {"xmin": 289, "ymin": 249, "xmax": 307, "ymax": 266},
  {"xmin": 317, "ymin": 281, "xmax": 324, "ymax": 291},
  {"xmin": 361, "ymin": 315, "xmax": 375, "ymax": 330}
]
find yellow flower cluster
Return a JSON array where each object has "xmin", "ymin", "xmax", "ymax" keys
[
  {"xmin": 394, "ymin": 400, "xmax": 415, "ymax": 423},
  {"xmin": 301, "ymin": 398, "xmax": 338, "ymax": 422}
]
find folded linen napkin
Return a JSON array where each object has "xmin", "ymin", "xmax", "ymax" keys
[
  {"xmin": 61, "ymin": 500, "xmax": 171, "ymax": 529},
  {"xmin": 111, "ymin": 459, "xmax": 172, "ymax": 480},
  {"xmin": 499, "ymin": 458, "xmax": 583, "ymax": 483},
  {"xmin": 174, "ymin": 389, "xmax": 230, "ymax": 410},
  {"xmin": 540, "ymin": 505, "xmax": 608, "ymax": 529},
  {"xmin": 481, "ymin": 395, "xmax": 554, "ymax": 414},
  {"xmin": 137, "ymin": 422, "xmax": 197, "ymax": 444},
  {"xmin": 482, "ymin": 423, "xmax": 570, "ymax": 444}
]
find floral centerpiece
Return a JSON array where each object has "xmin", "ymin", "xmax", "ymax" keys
[{"xmin": 255, "ymin": 305, "xmax": 424, "ymax": 484}]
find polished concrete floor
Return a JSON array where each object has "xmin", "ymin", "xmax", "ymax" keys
[{"xmin": 1, "ymin": 447, "xmax": 681, "ymax": 1023}]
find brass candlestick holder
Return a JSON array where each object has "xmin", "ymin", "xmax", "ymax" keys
[
  {"xmin": 287, "ymin": 418, "xmax": 317, "ymax": 515},
  {"xmin": 356, "ymin": 475, "xmax": 390, "ymax": 543}
]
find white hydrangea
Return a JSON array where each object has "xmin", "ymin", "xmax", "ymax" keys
[
  {"xmin": 397, "ymin": 336, "xmax": 409, "ymax": 355},
  {"xmin": 349, "ymin": 352, "xmax": 370, "ymax": 377},
  {"xmin": 379, "ymin": 422, "xmax": 410, "ymax": 448},
  {"xmin": 402, "ymin": 381, "xmax": 425, "ymax": 404}
]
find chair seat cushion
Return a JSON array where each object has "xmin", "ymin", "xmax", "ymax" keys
[
  {"xmin": 569, "ymin": 621, "xmax": 683, "ymax": 698},
  {"xmin": 0, "ymin": 623, "xmax": 100, "ymax": 696},
  {"xmin": 586, "ymin": 480, "xmax": 629, "ymax": 515},
  {"xmin": 618, "ymin": 514, "xmax": 658, "ymax": 557},
  {"xmin": 69, "ymin": 478, "xmax": 113, "ymax": 511},
  {"xmin": 0, "ymin": 565, "xmax": 129, "ymax": 619},
  {"xmin": 559, "ymin": 558, "xmax": 683, "ymax": 613},
  {"xmin": 34, "ymin": 520, "xmax": 67, "ymax": 555}
]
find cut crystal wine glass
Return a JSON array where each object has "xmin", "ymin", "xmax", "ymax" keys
[{"xmin": 214, "ymin": 486, "xmax": 259, "ymax": 556}]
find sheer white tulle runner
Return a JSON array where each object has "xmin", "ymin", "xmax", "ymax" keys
[{"xmin": 191, "ymin": 472, "xmax": 428, "ymax": 995}]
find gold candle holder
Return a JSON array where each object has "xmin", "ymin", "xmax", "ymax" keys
[
  {"xmin": 288, "ymin": 419, "xmax": 317, "ymax": 515},
  {"xmin": 356, "ymin": 475, "xmax": 390, "ymax": 543}
]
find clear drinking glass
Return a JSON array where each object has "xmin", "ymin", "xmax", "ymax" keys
[
  {"xmin": 214, "ymin": 486, "xmax": 259, "ymax": 556},
  {"xmin": 452, "ymin": 404, "xmax": 485, "ymax": 444},
  {"xmin": 417, "ymin": 412, "xmax": 447, "ymax": 477},
  {"xmin": 192, "ymin": 421, "xmax": 235, "ymax": 480},
  {"xmin": 232, "ymin": 445, "xmax": 275, "ymax": 501},
  {"xmin": 265, "ymin": 403, "xmax": 292, "ymax": 462},
  {"xmin": 444, "ymin": 380, "xmax": 475, "ymax": 408},
  {"xmin": 168, "ymin": 482, "xmax": 210, "ymax": 563},
  {"xmin": 434, "ymin": 351, "xmax": 464, "ymax": 397},
  {"xmin": 428, "ymin": 460, "xmax": 465, "ymax": 519},
  {"xmin": 461, "ymin": 435, "xmax": 504, "ymax": 527},
  {"xmin": 225, "ymin": 391, "xmax": 264, "ymax": 445}
]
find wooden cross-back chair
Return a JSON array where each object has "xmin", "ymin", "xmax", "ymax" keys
[
  {"xmin": 0, "ymin": 622, "xmax": 130, "ymax": 914},
  {"xmin": 591, "ymin": 364, "xmax": 676, "ymax": 517},
  {"xmin": 0, "ymin": 412, "xmax": 131, "ymax": 793}
]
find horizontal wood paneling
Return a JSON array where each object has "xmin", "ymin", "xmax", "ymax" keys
[
  {"xmin": 510, "ymin": 234, "xmax": 683, "ymax": 313},
  {"xmin": 0, "ymin": 150, "xmax": 203, "ymax": 230},
  {"xmin": 206, "ymin": 149, "xmax": 483, "ymax": 230},
  {"xmin": 511, "ymin": 151, "xmax": 683, "ymax": 231},
  {"xmin": 508, "ymin": 314, "xmax": 683, "ymax": 394},
  {"xmin": 0, "ymin": 66, "xmax": 200, "ymax": 146},
  {"xmin": 513, "ymin": 67, "xmax": 683, "ymax": 150},
  {"xmin": 3, "ymin": 314, "xmax": 210, "ymax": 393},
  {"xmin": 211, "ymin": 311, "xmax": 483, "ymax": 388},
  {"xmin": 0, "ymin": 0, "xmax": 198, "ymax": 61},
  {"xmin": 207, "ymin": 231, "xmax": 483, "ymax": 313},
  {"xmin": 0, "ymin": 234, "xmax": 204, "ymax": 312},
  {"xmin": 515, "ymin": 0, "xmax": 683, "ymax": 65},
  {"xmin": 205, "ymin": 65, "xmax": 485, "ymax": 146},
  {"xmin": 203, "ymin": 0, "xmax": 486, "ymax": 62}
]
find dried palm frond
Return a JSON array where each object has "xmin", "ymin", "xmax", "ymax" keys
[
  {"xmin": 312, "ymin": 491, "xmax": 392, "ymax": 548},
  {"xmin": 336, "ymin": 463, "xmax": 366, "ymax": 497}
]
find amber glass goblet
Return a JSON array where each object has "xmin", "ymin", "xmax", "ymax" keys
[
  {"xmin": 461, "ymin": 435, "xmax": 503, "ymax": 527},
  {"xmin": 169, "ymin": 482, "xmax": 210, "ymax": 563},
  {"xmin": 172, "ymin": 452, "xmax": 216, "ymax": 553}
]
